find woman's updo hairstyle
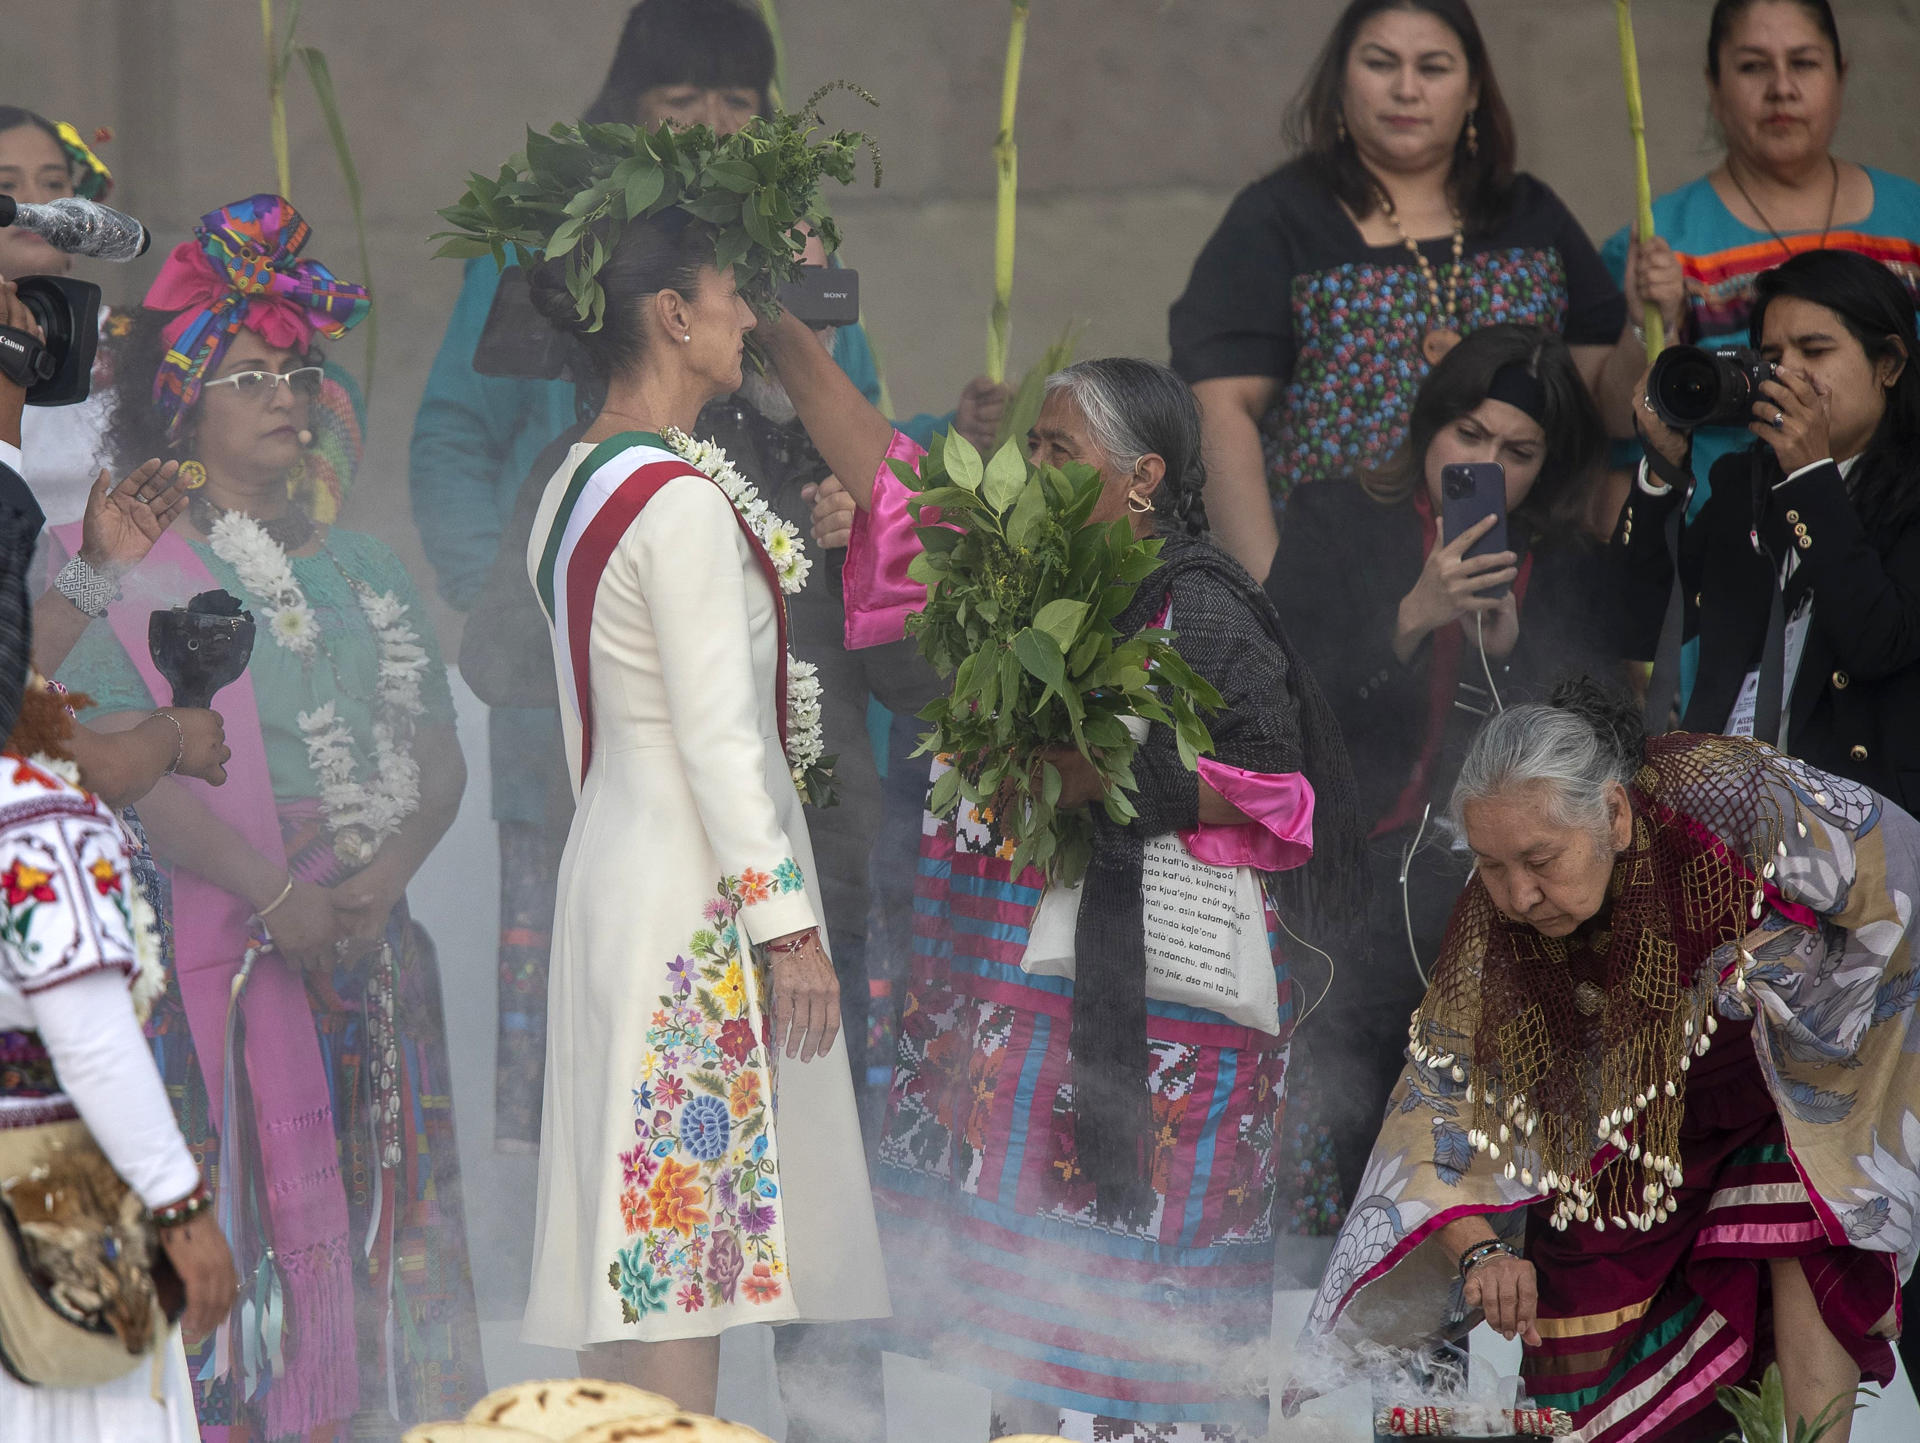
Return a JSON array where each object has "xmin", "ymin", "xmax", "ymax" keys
[
  {"xmin": 1449, "ymin": 676, "xmax": 1646, "ymax": 839},
  {"xmin": 1043, "ymin": 358, "xmax": 1210, "ymax": 537},
  {"xmin": 527, "ymin": 211, "xmax": 717, "ymax": 377}
]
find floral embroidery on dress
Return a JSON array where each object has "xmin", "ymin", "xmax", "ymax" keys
[{"xmin": 608, "ymin": 862, "xmax": 807, "ymax": 1323}]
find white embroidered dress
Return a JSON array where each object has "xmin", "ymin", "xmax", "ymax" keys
[
  {"xmin": 522, "ymin": 434, "xmax": 887, "ymax": 1344},
  {"xmin": 0, "ymin": 759, "xmax": 201, "ymax": 1443}
]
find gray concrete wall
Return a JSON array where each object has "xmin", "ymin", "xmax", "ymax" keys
[{"xmin": 8, "ymin": 0, "xmax": 1920, "ymax": 634}]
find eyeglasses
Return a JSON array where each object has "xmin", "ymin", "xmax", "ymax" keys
[{"xmin": 202, "ymin": 366, "xmax": 324, "ymax": 401}]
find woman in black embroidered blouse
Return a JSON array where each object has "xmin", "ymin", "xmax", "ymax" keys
[{"xmin": 1170, "ymin": 0, "xmax": 1635, "ymax": 580}]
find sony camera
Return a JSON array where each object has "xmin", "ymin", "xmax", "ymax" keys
[
  {"xmin": 1646, "ymin": 344, "xmax": 1778, "ymax": 431},
  {"xmin": 0, "ymin": 275, "xmax": 101, "ymax": 407},
  {"xmin": 471, "ymin": 264, "xmax": 860, "ymax": 381}
]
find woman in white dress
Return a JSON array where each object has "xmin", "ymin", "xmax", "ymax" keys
[{"xmin": 517, "ymin": 209, "xmax": 887, "ymax": 1409}]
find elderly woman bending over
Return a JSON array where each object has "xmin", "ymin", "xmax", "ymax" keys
[{"xmin": 1293, "ymin": 679, "xmax": 1919, "ymax": 1443}]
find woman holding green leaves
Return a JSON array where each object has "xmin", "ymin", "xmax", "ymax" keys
[
  {"xmin": 439, "ymin": 111, "xmax": 889, "ymax": 1411},
  {"xmin": 765, "ymin": 315, "xmax": 1365, "ymax": 1439}
]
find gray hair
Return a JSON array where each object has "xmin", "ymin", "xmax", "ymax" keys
[
  {"xmin": 1449, "ymin": 701, "xmax": 1640, "ymax": 839},
  {"xmin": 1043, "ymin": 358, "xmax": 1208, "ymax": 535}
]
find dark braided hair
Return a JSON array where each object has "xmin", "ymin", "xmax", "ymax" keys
[{"xmin": 1043, "ymin": 358, "xmax": 1210, "ymax": 537}]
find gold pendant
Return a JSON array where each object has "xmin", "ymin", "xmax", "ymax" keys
[{"xmin": 1422, "ymin": 328, "xmax": 1463, "ymax": 366}]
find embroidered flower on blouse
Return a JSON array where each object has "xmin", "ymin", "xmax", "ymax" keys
[
  {"xmin": 741, "ymin": 1260, "xmax": 782, "ymax": 1305},
  {"xmin": 2, "ymin": 861, "xmax": 55, "ymax": 908},
  {"xmin": 678, "ymin": 1095, "xmax": 732, "ymax": 1163}
]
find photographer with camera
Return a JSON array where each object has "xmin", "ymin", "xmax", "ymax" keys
[
  {"xmin": 1624, "ymin": 249, "xmax": 1920, "ymax": 812},
  {"xmin": 0, "ymin": 107, "xmax": 125, "ymax": 526},
  {"xmin": 1623, "ymin": 244, "xmax": 1920, "ymax": 1390}
]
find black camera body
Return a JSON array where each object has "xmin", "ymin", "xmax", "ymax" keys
[
  {"xmin": 0, "ymin": 276, "xmax": 101, "ymax": 407},
  {"xmin": 775, "ymin": 266, "xmax": 859, "ymax": 329},
  {"xmin": 1647, "ymin": 344, "xmax": 1778, "ymax": 431}
]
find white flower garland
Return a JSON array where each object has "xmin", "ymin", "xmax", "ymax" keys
[
  {"xmin": 205, "ymin": 510, "xmax": 427, "ymax": 864},
  {"xmin": 661, "ymin": 426, "xmax": 812, "ymax": 595},
  {"xmin": 785, "ymin": 659, "xmax": 825, "ymax": 788},
  {"xmin": 661, "ymin": 428, "xmax": 825, "ymax": 791}
]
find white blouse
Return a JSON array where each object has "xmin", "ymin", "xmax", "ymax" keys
[{"xmin": 0, "ymin": 760, "xmax": 198, "ymax": 1209}]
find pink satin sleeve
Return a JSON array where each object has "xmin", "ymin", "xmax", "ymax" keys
[
  {"xmin": 844, "ymin": 432, "xmax": 932, "ymax": 650},
  {"xmin": 1180, "ymin": 757, "xmax": 1316, "ymax": 871}
]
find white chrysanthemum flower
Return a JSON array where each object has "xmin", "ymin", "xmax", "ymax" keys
[
  {"xmin": 270, "ymin": 603, "xmax": 318, "ymax": 652},
  {"xmin": 298, "ymin": 701, "xmax": 338, "ymax": 732}
]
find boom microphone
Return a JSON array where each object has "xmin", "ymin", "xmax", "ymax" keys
[{"xmin": 0, "ymin": 195, "xmax": 151, "ymax": 262}]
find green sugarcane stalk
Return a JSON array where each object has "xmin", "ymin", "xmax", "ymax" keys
[
  {"xmin": 988, "ymin": 1, "xmax": 1031, "ymax": 384},
  {"xmin": 1616, "ymin": 0, "xmax": 1664, "ymax": 362},
  {"xmin": 262, "ymin": 0, "xmax": 292, "ymax": 198}
]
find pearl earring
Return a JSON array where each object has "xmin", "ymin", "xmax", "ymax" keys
[
  {"xmin": 297, "ymin": 428, "xmax": 314, "ymax": 446},
  {"xmin": 682, "ymin": 334, "xmax": 692, "ymax": 343}
]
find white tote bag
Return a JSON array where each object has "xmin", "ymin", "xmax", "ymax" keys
[{"xmin": 1021, "ymin": 833, "xmax": 1282, "ymax": 1035}]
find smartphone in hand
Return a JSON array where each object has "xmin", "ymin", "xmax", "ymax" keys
[{"xmin": 1441, "ymin": 462, "xmax": 1511, "ymax": 600}]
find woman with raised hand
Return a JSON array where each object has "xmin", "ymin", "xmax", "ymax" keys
[
  {"xmin": 55, "ymin": 194, "xmax": 484, "ymax": 1439},
  {"xmin": 1169, "ymin": 0, "xmax": 1634, "ymax": 581},
  {"xmin": 766, "ymin": 310, "xmax": 1366, "ymax": 1440}
]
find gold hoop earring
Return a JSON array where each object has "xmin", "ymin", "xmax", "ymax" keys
[
  {"xmin": 1126, "ymin": 492, "xmax": 1153, "ymax": 516},
  {"xmin": 178, "ymin": 460, "xmax": 208, "ymax": 491},
  {"xmin": 1466, "ymin": 111, "xmax": 1480, "ymax": 158}
]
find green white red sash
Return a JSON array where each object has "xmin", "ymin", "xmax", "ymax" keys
[{"xmin": 532, "ymin": 431, "xmax": 790, "ymax": 785}]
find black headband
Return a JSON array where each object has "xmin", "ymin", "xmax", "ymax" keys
[{"xmin": 1485, "ymin": 360, "xmax": 1549, "ymax": 423}]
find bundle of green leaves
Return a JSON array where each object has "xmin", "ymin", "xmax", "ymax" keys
[
  {"xmin": 902, "ymin": 432, "xmax": 1221, "ymax": 885},
  {"xmin": 433, "ymin": 83, "xmax": 879, "ymax": 331}
]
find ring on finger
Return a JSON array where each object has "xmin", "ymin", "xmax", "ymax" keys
[{"xmin": 1771, "ymin": 411, "xmax": 1786, "ymax": 430}]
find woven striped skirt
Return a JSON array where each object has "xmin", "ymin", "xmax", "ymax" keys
[
  {"xmin": 871, "ymin": 810, "xmax": 1296, "ymax": 1432},
  {"xmin": 1521, "ymin": 1018, "xmax": 1898, "ymax": 1443}
]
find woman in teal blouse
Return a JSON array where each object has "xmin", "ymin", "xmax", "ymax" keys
[{"xmin": 56, "ymin": 195, "xmax": 485, "ymax": 1439}]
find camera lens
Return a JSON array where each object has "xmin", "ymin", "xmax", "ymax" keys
[{"xmin": 1652, "ymin": 351, "xmax": 1720, "ymax": 428}]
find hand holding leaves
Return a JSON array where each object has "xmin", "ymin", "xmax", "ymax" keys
[{"xmin": 903, "ymin": 432, "xmax": 1220, "ymax": 884}]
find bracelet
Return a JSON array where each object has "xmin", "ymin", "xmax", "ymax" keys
[
  {"xmin": 54, "ymin": 554, "xmax": 121, "ymax": 619},
  {"xmin": 765, "ymin": 930, "xmax": 816, "ymax": 957},
  {"xmin": 1458, "ymin": 1238, "xmax": 1518, "ymax": 1278},
  {"xmin": 256, "ymin": 873, "xmax": 296, "ymax": 919},
  {"xmin": 149, "ymin": 710, "xmax": 185, "ymax": 775},
  {"xmin": 150, "ymin": 1180, "xmax": 213, "ymax": 1228}
]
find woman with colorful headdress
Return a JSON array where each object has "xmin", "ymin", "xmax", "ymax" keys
[
  {"xmin": 1291, "ymin": 680, "xmax": 1920, "ymax": 1443},
  {"xmin": 52, "ymin": 193, "xmax": 486, "ymax": 1440}
]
